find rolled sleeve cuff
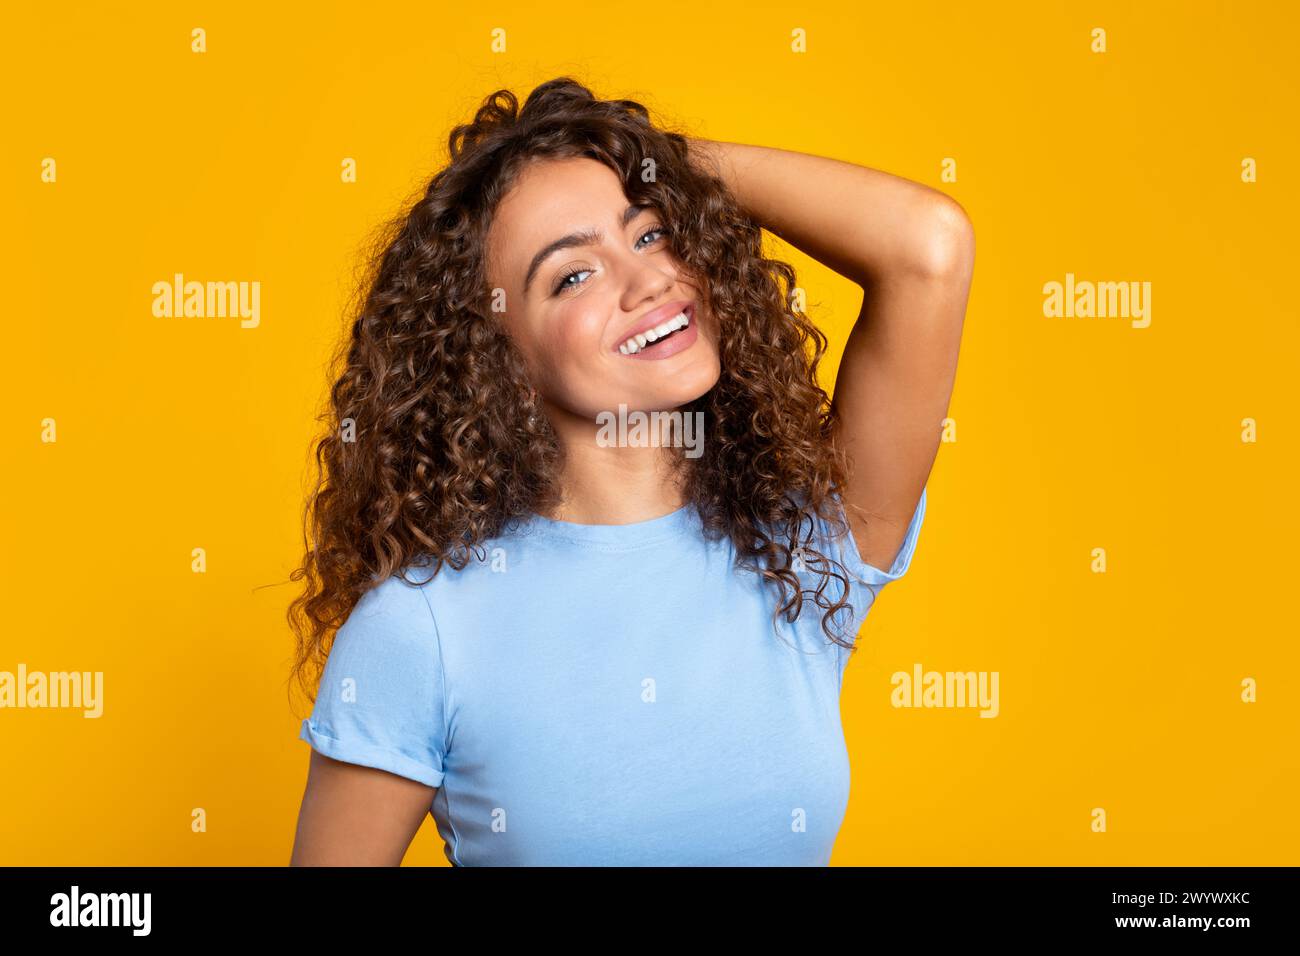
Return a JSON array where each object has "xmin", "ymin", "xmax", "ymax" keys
[{"xmin": 299, "ymin": 717, "xmax": 446, "ymax": 789}]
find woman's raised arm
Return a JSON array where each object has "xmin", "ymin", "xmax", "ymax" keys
[{"xmin": 685, "ymin": 137, "xmax": 973, "ymax": 570}]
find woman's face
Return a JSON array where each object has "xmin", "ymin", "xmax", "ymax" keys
[{"xmin": 484, "ymin": 156, "xmax": 721, "ymax": 423}]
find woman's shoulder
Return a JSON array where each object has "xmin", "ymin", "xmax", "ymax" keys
[
  {"xmin": 345, "ymin": 567, "xmax": 438, "ymax": 632},
  {"xmin": 388, "ymin": 539, "xmax": 528, "ymax": 604}
]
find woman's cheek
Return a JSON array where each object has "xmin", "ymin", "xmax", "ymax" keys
[
  {"xmin": 534, "ymin": 331, "xmax": 589, "ymax": 402},
  {"xmin": 561, "ymin": 334, "xmax": 622, "ymax": 414}
]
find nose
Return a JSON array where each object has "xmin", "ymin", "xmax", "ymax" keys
[{"xmin": 617, "ymin": 250, "xmax": 676, "ymax": 313}]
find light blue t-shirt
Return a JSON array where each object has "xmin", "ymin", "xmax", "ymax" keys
[{"xmin": 299, "ymin": 484, "xmax": 927, "ymax": 866}]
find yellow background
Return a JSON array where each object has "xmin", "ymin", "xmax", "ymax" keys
[{"xmin": 3, "ymin": 0, "xmax": 1295, "ymax": 865}]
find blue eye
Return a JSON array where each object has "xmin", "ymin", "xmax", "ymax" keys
[
  {"xmin": 635, "ymin": 225, "xmax": 669, "ymax": 248},
  {"xmin": 553, "ymin": 267, "xmax": 592, "ymax": 294},
  {"xmin": 551, "ymin": 224, "xmax": 670, "ymax": 296}
]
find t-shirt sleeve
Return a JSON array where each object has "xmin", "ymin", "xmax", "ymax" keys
[
  {"xmin": 807, "ymin": 483, "xmax": 928, "ymax": 651},
  {"xmin": 830, "ymin": 484, "xmax": 928, "ymax": 591},
  {"xmin": 298, "ymin": 573, "xmax": 448, "ymax": 788}
]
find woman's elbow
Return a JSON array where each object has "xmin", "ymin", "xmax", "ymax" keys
[{"xmin": 910, "ymin": 196, "xmax": 975, "ymax": 279}]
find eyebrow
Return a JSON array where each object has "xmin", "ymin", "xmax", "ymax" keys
[{"xmin": 522, "ymin": 202, "xmax": 650, "ymax": 295}]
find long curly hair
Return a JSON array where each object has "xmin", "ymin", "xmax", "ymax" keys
[{"xmin": 286, "ymin": 76, "xmax": 880, "ymax": 708}]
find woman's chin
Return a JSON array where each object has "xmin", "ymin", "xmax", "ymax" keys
[{"xmin": 642, "ymin": 378, "xmax": 719, "ymax": 412}]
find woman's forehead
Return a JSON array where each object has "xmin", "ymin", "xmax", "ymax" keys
[{"xmin": 488, "ymin": 158, "xmax": 631, "ymax": 283}]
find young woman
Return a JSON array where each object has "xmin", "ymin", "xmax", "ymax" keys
[{"xmin": 288, "ymin": 77, "xmax": 973, "ymax": 866}]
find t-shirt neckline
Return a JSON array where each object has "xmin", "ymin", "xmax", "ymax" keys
[{"xmin": 515, "ymin": 501, "xmax": 699, "ymax": 547}]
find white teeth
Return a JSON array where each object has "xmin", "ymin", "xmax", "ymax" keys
[{"xmin": 618, "ymin": 311, "xmax": 689, "ymax": 356}]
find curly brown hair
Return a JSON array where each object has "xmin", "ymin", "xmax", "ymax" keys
[{"xmin": 286, "ymin": 76, "xmax": 881, "ymax": 709}]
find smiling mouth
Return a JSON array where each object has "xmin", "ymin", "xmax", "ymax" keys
[{"xmin": 618, "ymin": 305, "xmax": 693, "ymax": 355}]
